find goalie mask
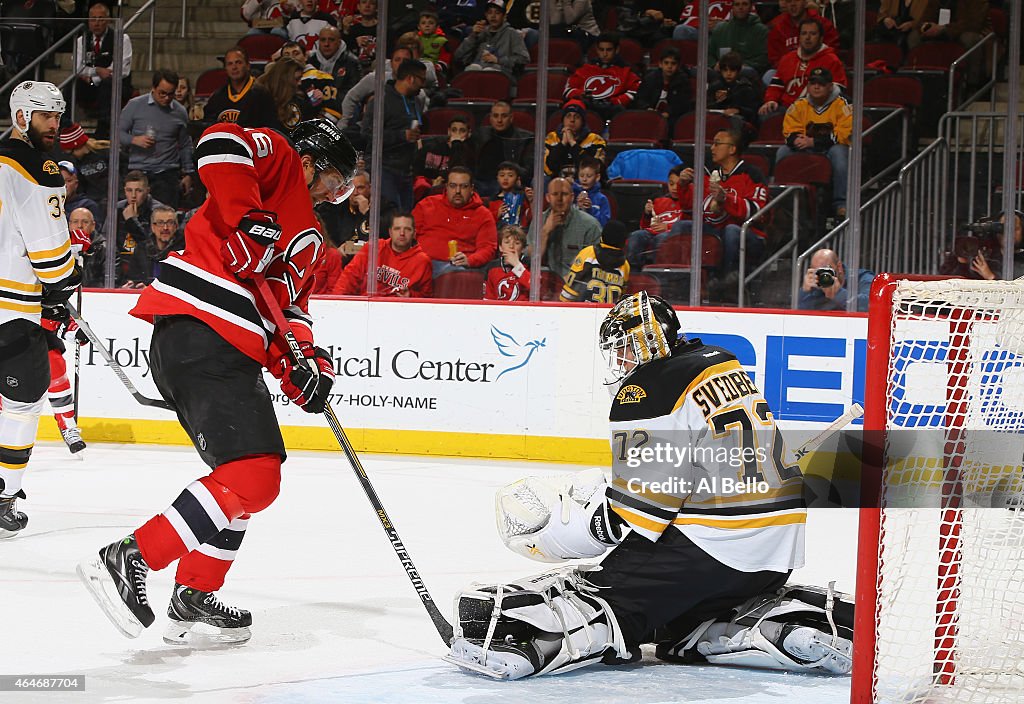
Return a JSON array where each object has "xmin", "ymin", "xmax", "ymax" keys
[{"xmin": 599, "ymin": 291, "xmax": 681, "ymax": 384}]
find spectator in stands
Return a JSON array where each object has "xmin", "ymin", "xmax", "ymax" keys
[
  {"xmin": 765, "ymin": 0, "xmax": 839, "ymax": 84},
  {"xmin": 708, "ymin": 51, "xmax": 760, "ymax": 138},
  {"xmin": 453, "ymin": 1, "xmax": 530, "ymax": 77},
  {"xmin": 940, "ymin": 211, "xmax": 1024, "ymax": 280},
  {"xmin": 119, "ymin": 69, "xmax": 195, "ymax": 209},
  {"xmin": 625, "ymin": 164, "xmax": 688, "ymax": 269},
  {"xmin": 318, "ymin": 170, "xmax": 381, "ymax": 257},
  {"xmin": 776, "ymin": 67, "xmax": 852, "ymax": 218},
  {"xmin": 413, "ymin": 116, "xmax": 474, "ymax": 201},
  {"xmin": 559, "ymin": 219, "xmax": 630, "ymax": 303},
  {"xmin": 116, "ymin": 171, "xmax": 166, "ymax": 284},
  {"xmin": 674, "ymin": 0, "xmax": 733, "ymax": 41},
  {"xmin": 413, "ymin": 166, "xmax": 498, "ymax": 276},
  {"xmin": 875, "ymin": 0, "xmax": 933, "ymax": 51},
  {"xmin": 505, "ymin": 0, "xmax": 600, "ymax": 51},
  {"xmin": 488, "ymin": 162, "xmax": 532, "ymax": 229},
  {"xmin": 759, "ymin": 17, "xmax": 847, "ymax": 119},
  {"xmin": 340, "ymin": 47, "xmax": 436, "ymax": 131},
  {"xmin": 342, "ymin": 0, "xmax": 379, "ymax": 69},
  {"xmin": 71, "ymin": 2, "xmax": 133, "ymax": 139},
  {"xmin": 543, "ymin": 100, "xmax": 607, "ymax": 178},
  {"xmin": 287, "ymin": 0, "xmax": 338, "ymax": 52},
  {"xmin": 59, "ymin": 123, "xmax": 112, "ymax": 214},
  {"xmin": 919, "ymin": 0, "xmax": 991, "ymax": 85},
  {"xmin": 634, "ymin": 46, "xmax": 693, "ymax": 128},
  {"xmin": 121, "ymin": 205, "xmax": 183, "ymax": 289},
  {"xmin": 256, "ymin": 58, "xmax": 317, "ymax": 134},
  {"xmin": 573, "ymin": 157, "xmax": 611, "ymax": 226},
  {"xmin": 174, "ymin": 76, "xmax": 203, "ymax": 122},
  {"xmin": 708, "ymin": 0, "xmax": 770, "ymax": 80},
  {"xmin": 538, "ymin": 177, "xmax": 602, "ymax": 280},
  {"xmin": 361, "ymin": 59, "xmax": 427, "ymax": 211},
  {"xmin": 622, "ymin": 1, "xmax": 681, "ymax": 43},
  {"xmin": 69, "ymin": 206, "xmax": 105, "ymax": 287},
  {"xmin": 484, "ymin": 224, "xmax": 531, "ymax": 301},
  {"xmin": 241, "ymin": 0, "xmax": 290, "ymax": 38},
  {"xmin": 799, "ymin": 248, "xmax": 874, "ymax": 311},
  {"xmin": 307, "ymin": 25, "xmax": 360, "ymax": 93},
  {"xmin": 564, "ymin": 32, "xmax": 641, "ymax": 120},
  {"xmin": 417, "ymin": 10, "xmax": 453, "ymax": 74},
  {"xmin": 396, "ymin": 31, "xmax": 445, "ymax": 105},
  {"xmin": 332, "ymin": 212, "xmax": 433, "ymax": 297},
  {"xmin": 473, "ymin": 100, "xmax": 535, "ymax": 198},
  {"xmin": 59, "ymin": 161, "xmax": 103, "ymax": 232},
  {"xmin": 676, "ymin": 128, "xmax": 768, "ymax": 287},
  {"xmin": 204, "ymin": 46, "xmax": 278, "ymax": 127},
  {"xmin": 436, "ymin": 0, "xmax": 479, "ymax": 38}
]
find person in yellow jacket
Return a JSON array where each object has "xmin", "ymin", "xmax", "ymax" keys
[{"xmin": 775, "ymin": 67, "xmax": 852, "ymax": 218}]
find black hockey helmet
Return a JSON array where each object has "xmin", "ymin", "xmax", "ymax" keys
[{"xmin": 291, "ymin": 118, "xmax": 358, "ymax": 180}]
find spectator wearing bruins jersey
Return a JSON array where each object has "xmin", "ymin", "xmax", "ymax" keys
[
  {"xmin": 0, "ymin": 82, "xmax": 83, "ymax": 538},
  {"xmin": 203, "ymin": 47, "xmax": 277, "ymax": 128},
  {"xmin": 560, "ymin": 220, "xmax": 631, "ymax": 304}
]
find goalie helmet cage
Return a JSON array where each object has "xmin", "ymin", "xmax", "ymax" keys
[{"xmin": 851, "ymin": 274, "xmax": 1024, "ymax": 704}]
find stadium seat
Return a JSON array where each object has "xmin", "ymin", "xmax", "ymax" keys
[
  {"xmin": 195, "ymin": 68, "xmax": 227, "ymax": 99},
  {"xmin": 625, "ymin": 273, "xmax": 662, "ymax": 297},
  {"xmin": 540, "ymin": 269, "xmax": 563, "ymax": 301},
  {"xmin": 740, "ymin": 154, "xmax": 772, "ymax": 180},
  {"xmin": 863, "ymin": 75, "xmax": 924, "ymax": 109},
  {"xmin": 903, "ymin": 41, "xmax": 964, "ymax": 70},
  {"xmin": 433, "ymin": 270, "xmax": 486, "ymax": 300},
  {"xmin": 510, "ymin": 110, "xmax": 536, "ymax": 131},
  {"xmin": 864, "ymin": 42, "xmax": 904, "ymax": 71},
  {"xmin": 673, "ymin": 111, "xmax": 733, "ymax": 147},
  {"xmin": 450, "ymin": 71, "xmax": 513, "ymax": 102},
  {"xmin": 772, "ymin": 153, "xmax": 833, "ymax": 229},
  {"xmin": 650, "ymin": 39, "xmax": 698, "ymax": 67},
  {"xmin": 237, "ymin": 33, "xmax": 285, "ymax": 65},
  {"xmin": 422, "ymin": 108, "xmax": 475, "ymax": 135},
  {"xmin": 528, "ymin": 39, "xmax": 582, "ymax": 71},
  {"xmin": 653, "ymin": 233, "xmax": 722, "ymax": 270},
  {"xmin": 512, "ymin": 72, "xmax": 568, "ymax": 110},
  {"xmin": 753, "ymin": 113, "xmax": 787, "ymax": 146},
  {"xmin": 587, "ymin": 38, "xmax": 645, "ymax": 70}
]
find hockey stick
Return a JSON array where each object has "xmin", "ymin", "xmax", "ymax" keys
[
  {"xmin": 792, "ymin": 403, "xmax": 864, "ymax": 460},
  {"xmin": 73, "ymin": 286, "xmax": 82, "ymax": 422},
  {"xmin": 253, "ymin": 277, "xmax": 454, "ymax": 646},
  {"xmin": 65, "ymin": 302, "xmax": 174, "ymax": 412}
]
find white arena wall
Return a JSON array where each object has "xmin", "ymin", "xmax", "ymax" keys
[{"xmin": 42, "ymin": 291, "xmax": 868, "ymax": 463}]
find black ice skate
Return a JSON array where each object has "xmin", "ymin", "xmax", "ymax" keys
[
  {"xmin": 0, "ymin": 490, "xmax": 28, "ymax": 539},
  {"xmin": 60, "ymin": 426, "xmax": 86, "ymax": 454},
  {"xmin": 163, "ymin": 584, "xmax": 252, "ymax": 646},
  {"xmin": 76, "ymin": 535, "xmax": 155, "ymax": 638}
]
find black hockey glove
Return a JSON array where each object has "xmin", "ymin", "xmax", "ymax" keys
[
  {"xmin": 40, "ymin": 262, "xmax": 83, "ymax": 307},
  {"xmin": 222, "ymin": 210, "xmax": 282, "ymax": 279},
  {"xmin": 278, "ymin": 343, "xmax": 335, "ymax": 413}
]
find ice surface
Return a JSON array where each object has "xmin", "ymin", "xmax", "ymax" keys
[{"xmin": 4, "ymin": 444, "xmax": 856, "ymax": 703}]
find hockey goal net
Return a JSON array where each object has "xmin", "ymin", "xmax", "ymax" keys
[{"xmin": 851, "ymin": 275, "xmax": 1024, "ymax": 703}]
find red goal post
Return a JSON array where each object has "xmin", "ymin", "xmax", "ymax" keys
[{"xmin": 851, "ymin": 273, "xmax": 1024, "ymax": 704}]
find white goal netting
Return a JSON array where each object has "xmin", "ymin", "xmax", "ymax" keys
[{"xmin": 872, "ymin": 279, "xmax": 1024, "ymax": 703}]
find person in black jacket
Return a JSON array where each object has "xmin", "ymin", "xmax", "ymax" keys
[
  {"xmin": 413, "ymin": 116, "xmax": 474, "ymax": 201},
  {"xmin": 121, "ymin": 205, "xmax": 183, "ymax": 288},
  {"xmin": 707, "ymin": 51, "xmax": 760, "ymax": 140},
  {"xmin": 472, "ymin": 101, "xmax": 535, "ymax": 198},
  {"xmin": 360, "ymin": 59, "xmax": 427, "ymax": 211},
  {"xmin": 634, "ymin": 47, "xmax": 693, "ymax": 127}
]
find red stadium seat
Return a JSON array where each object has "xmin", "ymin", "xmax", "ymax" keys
[
  {"xmin": 512, "ymin": 72, "xmax": 568, "ymax": 109},
  {"xmin": 863, "ymin": 75, "xmax": 924, "ymax": 109},
  {"xmin": 237, "ymin": 33, "xmax": 285, "ymax": 64},
  {"xmin": 540, "ymin": 269, "xmax": 563, "ymax": 301},
  {"xmin": 528, "ymin": 39, "xmax": 583, "ymax": 71},
  {"xmin": 673, "ymin": 111, "xmax": 733, "ymax": 145},
  {"xmin": 903, "ymin": 41, "xmax": 964, "ymax": 70},
  {"xmin": 433, "ymin": 270, "xmax": 486, "ymax": 300},
  {"xmin": 650, "ymin": 39, "xmax": 698, "ymax": 67},
  {"xmin": 608, "ymin": 110, "xmax": 669, "ymax": 146},
  {"xmin": 625, "ymin": 273, "xmax": 662, "ymax": 297},
  {"xmin": 422, "ymin": 108, "xmax": 475, "ymax": 135},
  {"xmin": 194, "ymin": 68, "xmax": 227, "ymax": 99},
  {"xmin": 450, "ymin": 71, "xmax": 513, "ymax": 101},
  {"xmin": 864, "ymin": 42, "xmax": 904, "ymax": 70}
]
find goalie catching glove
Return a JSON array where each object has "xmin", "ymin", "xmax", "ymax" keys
[
  {"xmin": 277, "ymin": 341, "xmax": 334, "ymax": 413},
  {"xmin": 222, "ymin": 210, "xmax": 282, "ymax": 279},
  {"xmin": 496, "ymin": 468, "xmax": 622, "ymax": 563}
]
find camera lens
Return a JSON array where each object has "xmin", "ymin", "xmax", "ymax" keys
[{"xmin": 816, "ymin": 268, "xmax": 836, "ymax": 288}]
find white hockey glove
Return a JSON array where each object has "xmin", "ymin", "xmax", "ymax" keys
[{"xmin": 496, "ymin": 468, "xmax": 622, "ymax": 563}]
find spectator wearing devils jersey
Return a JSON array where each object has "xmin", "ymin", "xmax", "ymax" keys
[
  {"xmin": 625, "ymin": 164, "xmax": 687, "ymax": 270},
  {"xmin": 760, "ymin": 17, "xmax": 847, "ymax": 118},
  {"xmin": 766, "ymin": 0, "xmax": 840, "ymax": 70},
  {"xmin": 484, "ymin": 225, "xmax": 531, "ymax": 301},
  {"xmin": 286, "ymin": 0, "xmax": 338, "ymax": 53},
  {"xmin": 675, "ymin": 128, "xmax": 767, "ymax": 285},
  {"xmin": 564, "ymin": 33, "xmax": 641, "ymax": 121},
  {"xmin": 331, "ymin": 212, "xmax": 432, "ymax": 297},
  {"xmin": 674, "ymin": 0, "xmax": 733, "ymax": 40},
  {"xmin": 79, "ymin": 119, "xmax": 358, "ymax": 644}
]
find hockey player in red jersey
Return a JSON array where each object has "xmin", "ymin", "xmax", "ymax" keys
[{"xmin": 77, "ymin": 118, "xmax": 357, "ymax": 645}]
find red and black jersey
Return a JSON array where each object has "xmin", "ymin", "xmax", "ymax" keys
[
  {"xmin": 564, "ymin": 59, "xmax": 641, "ymax": 107},
  {"xmin": 677, "ymin": 159, "xmax": 768, "ymax": 236},
  {"xmin": 131, "ymin": 123, "xmax": 324, "ymax": 369}
]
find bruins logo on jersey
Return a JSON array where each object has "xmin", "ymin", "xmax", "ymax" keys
[
  {"xmin": 616, "ymin": 384, "xmax": 647, "ymax": 404},
  {"xmin": 218, "ymin": 109, "xmax": 241, "ymax": 123},
  {"xmin": 42, "ymin": 160, "xmax": 59, "ymax": 175}
]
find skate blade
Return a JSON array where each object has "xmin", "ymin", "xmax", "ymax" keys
[
  {"xmin": 442, "ymin": 654, "xmax": 511, "ymax": 679},
  {"xmin": 163, "ymin": 620, "xmax": 251, "ymax": 647},
  {"xmin": 76, "ymin": 558, "xmax": 144, "ymax": 639},
  {"xmin": 0, "ymin": 528, "xmax": 22, "ymax": 540}
]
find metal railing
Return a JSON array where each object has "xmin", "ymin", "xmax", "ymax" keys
[
  {"xmin": 736, "ymin": 185, "xmax": 802, "ymax": 308},
  {"xmin": 123, "ymin": 0, "xmax": 158, "ymax": 73},
  {"xmin": 941, "ymin": 111, "xmax": 1024, "ymax": 225},
  {"xmin": 862, "ymin": 106, "xmax": 910, "ymax": 191},
  {"xmin": 948, "ymin": 31, "xmax": 999, "ymax": 113}
]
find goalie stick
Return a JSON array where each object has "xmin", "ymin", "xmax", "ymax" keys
[
  {"xmin": 253, "ymin": 277, "xmax": 454, "ymax": 646},
  {"xmin": 65, "ymin": 302, "xmax": 174, "ymax": 412},
  {"xmin": 792, "ymin": 403, "xmax": 864, "ymax": 460}
]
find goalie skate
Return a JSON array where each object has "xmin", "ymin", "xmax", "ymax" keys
[
  {"xmin": 446, "ymin": 637, "xmax": 539, "ymax": 680},
  {"xmin": 163, "ymin": 584, "xmax": 252, "ymax": 646}
]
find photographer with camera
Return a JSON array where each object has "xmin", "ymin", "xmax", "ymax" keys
[
  {"xmin": 799, "ymin": 248, "xmax": 875, "ymax": 312},
  {"xmin": 940, "ymin": 212, "xmax": 1024, "ymax": 281}
]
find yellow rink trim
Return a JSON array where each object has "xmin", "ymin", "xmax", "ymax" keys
[{"xmin": 35, "ymin": 417, "xmax": 613, "ymax": 464}]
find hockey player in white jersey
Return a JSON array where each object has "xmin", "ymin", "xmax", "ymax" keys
[
  {"xmin": 446, "ymin": 292, "xmax": 853, "ymax": 679},
  {"xmin": 0, "ymin": 81, "xmax": 82, "ymax": 537}
]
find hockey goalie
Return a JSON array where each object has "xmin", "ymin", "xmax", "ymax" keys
[{"xmin": 445, "ymin": 292, "xmax": 854, "ymax": 680}]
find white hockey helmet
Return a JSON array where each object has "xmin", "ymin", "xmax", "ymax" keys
[{"xmin": 10, "ymin": 81, "xmax": 66, "ymax": 129}]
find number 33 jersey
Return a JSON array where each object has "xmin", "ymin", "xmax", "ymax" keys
[{"xmin": 607, "ymin": 338, "xmax": 805, "ymax": 573}]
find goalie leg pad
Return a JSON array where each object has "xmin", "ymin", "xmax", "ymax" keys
[
  {"xmin": 445, "ymin": 567, "xmax": 631, "ymax": 680},
  {"xmin": 661, "ymin": 582, "xmax": 854, "ymax": 675},
  {"xmin": 496, "ymin": 468, "xmax": 622, "ymax": 563}
]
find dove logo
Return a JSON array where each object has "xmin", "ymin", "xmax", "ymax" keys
[{"xmin": 490, "ymin": 325, "xmax": 546, "ymax": 381}]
